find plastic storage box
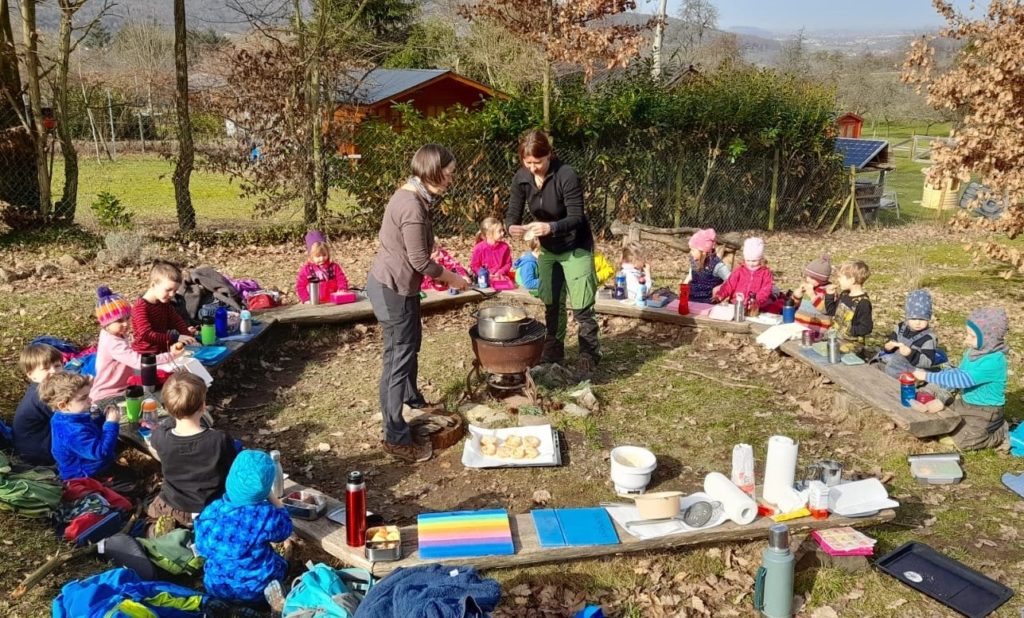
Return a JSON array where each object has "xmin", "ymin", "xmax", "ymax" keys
[{"xmin": 908, "ymin": 453, "xmax": 963, "ymax": 485}]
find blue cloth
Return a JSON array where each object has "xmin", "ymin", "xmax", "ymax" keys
[
  {"xmin": 513, "ymin": 252, "xmax": 540, "ymax": 290},
  {"xmin": 194, "ymin": 497, "xmax": 292, "ymax": 603},
  {"xmin": 904, "ymin": 289, "xmax": 932, "ymax": 320},
  {"xmin": 354, "ymin": 564, "xmax": 501, "ymax": 618},
  {"xmin": 50, "ymin": 411, "xmax": 119, "ymax": 480},
  {"xmin": 30, "ymin": 335, "xmax": 79, "ymax": 355},
  {"xmin": 64, "ymin": 352, "xmax": 97, "ymax": 377},
  {"xmin": 13, "ymin": 383, "xmax": 55, "ymax": 466},
  {"xmin": 52, "ymin": 567, "xmax": 206, "ymax": 617},
  {"xmin": 225, "ymin": 449, "xmax": 276, "ymax": 506}
]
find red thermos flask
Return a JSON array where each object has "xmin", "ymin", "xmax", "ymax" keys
[
  {"xmin": 345, "ymin": 471, "xmax": 367, "ymax": 547},
  {"xmin": 678, "ymin": 283, "xmax": 690, "ymax": 315}
]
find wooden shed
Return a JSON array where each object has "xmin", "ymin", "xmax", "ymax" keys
[
  {"xmin": 835, "ymin": 112, "xmax": 863, "ymax": 138},
  {"xmin": 334, "ymin": 68, "xmax": 502, "ymax": 154}
]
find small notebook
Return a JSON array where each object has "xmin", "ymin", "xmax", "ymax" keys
[{"xmin": 531, "ymin": 508, "xmax": 619, "ymax": 548}]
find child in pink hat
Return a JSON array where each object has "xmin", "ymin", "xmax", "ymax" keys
[
  {"xmin": 295, "ymin": 230, "xmax": 349, "ymax": 303},
  {"xmin": 712, "ymin": 237, "xmax": 781, "ymax": 314},
  {"xmin": 683, "ymin": 228, "xmax": 730, "ymax": 304}
]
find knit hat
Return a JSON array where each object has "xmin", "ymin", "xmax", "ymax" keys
[
  {"xmin": 95, "ymin": 286, "xmax": 132, "ymax": 326},
  {"xmin": 688, "ymin": 228, "xmax": 716, "ymax": 253},
  {"xmin": 743, "ymin": 237, "xmax": 765, "ymax": 262},
  {"xmin": 225, "ymin": 450, "xmax": 276, "ymax": 506},
  {"xmin": 804, "ymin": 255, "xmax": 832, "ymax": 284},
  {"xmin": 905, "ymin": 289, "xmax": 933, "ymax": 321},
  {"xmin": 966, "ymin": 307, "xmax": 1009, "ymax": 360},
  {"xmin": 304, "ymin": 230, "xmax": 326, "ymax": 253}
]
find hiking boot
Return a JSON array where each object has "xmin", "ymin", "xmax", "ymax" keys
[
  {"xmin": 576, "ymin": 355, "xmax": 598, "ymax": 382},
  {"xmin": 383, "ymin": 440, "xmax": 432, "ymax": 463},
  {"xmin": 539, "ymin": 339, "xmax": 565, "ymax": 365}
]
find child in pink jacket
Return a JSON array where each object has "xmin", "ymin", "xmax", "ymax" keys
[
  {"xmin": 470, "ymin": 217, "xmax": 512, "ymax": 280},
  {"xmin": 712, "ymin": 237, "xmax": 781, "ymax": 313},
  {"xmin": 295, "ymin": 230, "xmax": 349, "ymax": 303},
  {"xmin": 90, "ymin": 286, "xmax": 184, "ymax": 407}
]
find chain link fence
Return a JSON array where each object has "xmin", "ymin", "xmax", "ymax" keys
[{"xmin": 1, "ymin": 109, "xmax": 846, "ymax": 238}]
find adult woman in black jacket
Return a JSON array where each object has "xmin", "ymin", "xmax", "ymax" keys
[{"xmin": 505, "ymin": 130, "xmax": 600, "ymax": 378}]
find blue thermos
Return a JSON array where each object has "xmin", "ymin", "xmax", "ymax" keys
[
  {"xmin": 214, "ymin": 306, "xmax": 229, "ymax": 338},
  {"xmin": 753, "ymin": 524, "xmax": 794, "ymax": 618},
  {"xmin": 782, "ymin": 298, "xmax": 796, "ymax": 324},
  {"xmin": 477, "ymin": 266, "xmax": 490, "ymax": 289}
]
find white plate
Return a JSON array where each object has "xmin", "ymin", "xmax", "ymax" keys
[{"xmin": 461, "ymin": 424, "xmax": 557, "ymax": 468}]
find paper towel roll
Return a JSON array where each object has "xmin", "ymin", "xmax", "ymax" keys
[
  {"xmin": 704, "ymin": 472, "xmax": 757, "ymax": 525},
  {"xmin": 762, "ymin": 435, "xmax": 799, "ymax": 507}
]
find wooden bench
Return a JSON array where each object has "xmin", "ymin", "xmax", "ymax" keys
[
  {"xmin": 284, "ymin": 480, "xmax": 895, "ymax": 577},
  {"xmin": 267, "ymin": 289, "xmax": 482, "ymax": 326}
]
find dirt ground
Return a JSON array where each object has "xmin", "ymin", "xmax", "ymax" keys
[{"xmin": 1, "ymin": 223, "xmax": 1023, "ymax": 617}]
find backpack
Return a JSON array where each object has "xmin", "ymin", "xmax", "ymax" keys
[
  {"xmin": 247, "ymin": 290, "xmax": 281, "ymax": 311},
  {"xmin": 138, "ymin": 528, "xmax": 204, "ymax": 576},
  {"xmin": 282, "ymin": 562, "xmax": 375, "ymax": 618},
  {"xmin": 0, "ymin": 453, "xmax": 63, "ymax": 519}
]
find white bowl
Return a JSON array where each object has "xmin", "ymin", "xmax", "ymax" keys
[{"xmin": 610, "ymin": 446, "xmax": 657, "ymax": 494}]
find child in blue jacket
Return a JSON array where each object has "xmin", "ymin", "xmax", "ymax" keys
[
  {"xmin": 39, "ymin": 372, "xmax": 121, "ymax": 480},
  {"xmin": 914, "ymin": 307, "xmax": 1009, "ymax": 451},
  {"xmin": 513, "ymin": 237, "xmax": 541, "ymax": 291},
  {"xmin": 195, "ymin": 450, "xmax": 293, "ymax": 604},
  {"xmin": 13, "ymin": 343, "xmax": 63, "ymax": 466}
]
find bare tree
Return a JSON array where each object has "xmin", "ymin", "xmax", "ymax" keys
[
  {"xmin": 172, "ymin": 0, "xmax": 196, "ymax": 232},
  {"xmin": 18, "ymin": 0, "xmax": 51, "ymax": 214},
  {"xmin": 676, "ymin": 0, "xmax": 718, "ymax": 59}
]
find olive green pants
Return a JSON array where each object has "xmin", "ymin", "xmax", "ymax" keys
[{"xmin": 538, "ymin": 248, "xmax": 599, "ymax": 361}]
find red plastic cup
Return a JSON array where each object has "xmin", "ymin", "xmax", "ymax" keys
[{"xmin": 677, "ymin": 283, "xmax": 690, "ymax": 315}]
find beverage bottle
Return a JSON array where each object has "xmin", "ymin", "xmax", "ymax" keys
[
  {"xmin": 140, "ymin": 353, "xmax": 157, "ymax": 394},
  {"xmin": 346, "ymin": 471, "xmax": 367, "ymax": 547},
  {"xmin": 635, "ymin": 275, "xmax": 647, "ymax": 307},
  {"xmin": 477, "ymin": 266, "xmax": 490, "ymax": 289},
  {"xmin": 614, "ymin": 272, "xmax": 626, "ymax": 300},
  {"xmin": 677, "ymin": 282, "xmax": 690, "ymax": 315},
  {"xmin": 734, "ymin": 293, "xmax": 746, "ymax": 322},
  {"xmin": 214, "ymin": 306, "xmax": 228, "ymax": 337},
  {"xmin": 141, "ymin": 398, "xmax": 159, "ymax": 428},
  {"xmin": 782, "ymin": 297, "xmax": 796, "ymax": 324},
  {"xmin": 239, "ymin": 310, "xmax": 253, "ymax": 335},
  {"xmin": 899, "ymin": 372, "xmax": 917, "ymax": 407},
  {"xmin": 270, "ymin": 450, "xmax": 285, "ymax": 498},
  {"xmin": 307, "ymin": 276, "xmax": 321, "ymax": 306},
  {"xmin": 753, "ymin": 524, "xmax": 795, "ymax": 618},
  {"xmin": 200, "ymin": 316, "xmax": 217, "ymax": 346}
]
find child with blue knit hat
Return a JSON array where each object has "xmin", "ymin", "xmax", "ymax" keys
[
  {"xmin": 881, "ymin": 289, "xmax": 940, "ymax": 378},
  {"xmin": 194, "ymin": 450, "xmax": 293, "ymax": 604}
]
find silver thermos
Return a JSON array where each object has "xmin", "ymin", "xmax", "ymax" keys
[
  {"xmin": 307, "ymin": 276, "xmax": 321, "ymax": 306},
  {"xmin": 270, "ymin": 449, "xmax": 285, "ymax": 498},
  {"xmin": 826, "ymin": 331, "xmax": 841, "ymax": 363},
  {"xmin": 734, "ymin": 292, "xmax": 746, "ymax": 322}
]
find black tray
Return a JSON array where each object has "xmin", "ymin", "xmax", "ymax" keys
[{"xmin": 875, "ymin": 541, "xmax": 1013, "ymax": 618}]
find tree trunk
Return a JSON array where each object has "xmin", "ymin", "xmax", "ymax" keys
[
  {"xmin": 767, "ymin": 147, "xmax": 780, "ymax": 231},
  {"xmin": 651, "ymin": 0, "xmax": 668, "ymax": 78},
  {"xmin": 542, "ymin": 0, "xmax": 552, "ymax": 130},
  {"xmin": 0, "ymin": 0, "xmax": 20, "ymax": 128},
  {"xmin": 0, "ymin": 0, "xmax": 39, "ymax": 216},
  {"xmin": 19, "ymin": 0, "xmax": 52, "ymax": 214},
  {"xmin": 308, "ymin": 58, "xmax": 325, "ymax": 227},
  {"xmin": 172, "ymin": 0, "xmax": 196, "ymax": 232},
  {"xmin": 53, "ymin": 0, "xmax": 78, "ymax": 222}
]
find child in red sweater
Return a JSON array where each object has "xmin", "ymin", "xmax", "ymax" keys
[
  {"xmin": 132, "ymin": 261, "xmax": 197, "ymax": 355},
  {"xmin": 713, "ymin": 237, "xmax": 782, "ymax": 314},
  {"xmin": 295, "ymin": 230, "xmax": 349, "ymax": 303},
  {"xmin": 470, "ymin": 217, "xmax": 512, "ymax": 281}
]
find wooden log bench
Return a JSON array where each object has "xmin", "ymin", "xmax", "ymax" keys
[
  {"xmin": 284, "ymin": 480, "xmax": 895, "ymax": 577},
  {"xmin": 267, "ymin": 288, "xmax": 482, "ymax": 326}
]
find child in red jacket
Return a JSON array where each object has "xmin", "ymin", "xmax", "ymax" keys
[
  {"xmin": 295, "ymin": 230, "xmax": 349, "ymax": 303},
  {"xmin": 132, "ymin": 261, "xmax": 197, "ymax": 355},
  {"xmin": 712, "ymin": 237, "xmax": 781, "ymax": 314}
]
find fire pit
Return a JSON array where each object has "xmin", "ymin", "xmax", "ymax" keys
[{"xmin": 467, "ymin": 319, "xmax": 546, "ymax": 404}]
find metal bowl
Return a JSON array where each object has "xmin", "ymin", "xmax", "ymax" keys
[{"xmin": 474, "ymin": 306, "xmax": 531, "ymax": 341}]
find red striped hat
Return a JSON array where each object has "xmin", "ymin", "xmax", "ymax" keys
[{"xmin": 95, "ymin": 286, "xmax": 132, "ymax": 326}]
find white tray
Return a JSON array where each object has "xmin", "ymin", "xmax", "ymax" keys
[{"xmin": 461, "ymin": 424, "xmax": 561, "ymax": 468}]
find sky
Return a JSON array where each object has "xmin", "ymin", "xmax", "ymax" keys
[{"xmin": 648, "ymin": 0, "xmax": 979, "ymax": 33}]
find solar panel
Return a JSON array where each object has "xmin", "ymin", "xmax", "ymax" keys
[{"xmin": 835, "ymin": 138, "xmax": 888, "ymax": 170}]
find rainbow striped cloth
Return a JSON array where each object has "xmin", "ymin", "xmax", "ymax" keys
[{"xmin": 417, "ymin": 509, "xmax": 515, "ymax": 559}]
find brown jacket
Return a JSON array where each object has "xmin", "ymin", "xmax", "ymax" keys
[{"xmin": 369, "ymin": 188, "xmax": 444, "ymax": 296}]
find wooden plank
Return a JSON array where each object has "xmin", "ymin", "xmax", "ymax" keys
[
  {"xmin": 200, "ymin": 319, "xmax": 277, "ymax": 370},
  {"xmin": 267, "ymin": 289, "xmax": 482, "ymax": 325},
  {"xmin": 285, "ymin": 481, "xmax": 895, "ymax": 577}
]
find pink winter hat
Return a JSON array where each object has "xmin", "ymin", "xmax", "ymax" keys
[
  {"xmin": 304, "ymin": 230, "xmax": 326, "ymax": 252},
  {"xmin": 688, "ymin": 228, "xmax": 716, "ymax": 253},
  {"xmin": 743, "ymin": 237, "xmax": 765, "ymax": 262}
]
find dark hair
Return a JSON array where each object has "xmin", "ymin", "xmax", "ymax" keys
[
  {"xmin": 518, "ymin": 129, "xmax": 553, "ymax": 160},
  {"xmin": 19, "ymin": 343, "xmax": 62, "ymax": 376},
  {"xmin": 411, "ymin": 144, "xmax": 455, "ymax": 186}
]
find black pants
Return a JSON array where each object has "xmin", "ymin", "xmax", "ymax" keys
[{"xmin": 367, "ymin": 276, "xmax": 424, "ymax": 446}]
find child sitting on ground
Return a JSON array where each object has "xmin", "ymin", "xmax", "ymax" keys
[
  {"xmin": 133, "ymin": 260, "xmax": 197, "ymax": 355},
  {"xmin": 12, "ymin": 343, "xmax": 63, "ymax": 466},
  {"xmin": 470, "ymin": 217, "xmax": 512, "ymax": 281},
  {"xmin": 620, "ymin": 242, "xmax": 654, "ymax": 302},
  {"xmin": 683, "ymin": 228, "xmax": 730, "ymax": 304},
  {"xmin": 881, "ymin": 289, "xmax": 939, "ymax": 378},
  {"xmin": 792, "ymin": 254, "xmax": 832, "ymax": 330},
  {"xmin": 195, "ymin": 450, "xmax": 293, "ymax": 604},
  {"xmin": 149, "ymin": 372, "xmax": 237, "ymax": 532},
  {"xmin": 712, "ymin": 237, "xmax": 779, "ymax": 313},
  {"xmin": 40, "ymin": 372, "xmax": 120, "ymax": 481},
  {"xmin": 824, "ymin": 260, "xmax": 873, "ymax": 355},
  {"xmin": 91, "ymin": 286, "xmax": 185, "ymax": 409},
  {"xmin": 513, "ymin": 236, "xmax": 542, "ymax": 291},
  {"xmin": 295, "ymin": 230, "xmax": 349, "ymax": 303},
  {"xmin": 421, "ymin": 241, "xmax": 469, "ymax": 290},
  {"xmin": 914, "ymin": 308, "xmax": 1009, "ymax": 451}
]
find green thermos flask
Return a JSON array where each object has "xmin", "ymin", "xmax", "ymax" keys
[
  {"xmin": 753, "ymin": 524, "xmax": 794, "ymax": 618},
  {"xmin": 200, "ymin": 315, "xmax": 217, "ymax": 346}
]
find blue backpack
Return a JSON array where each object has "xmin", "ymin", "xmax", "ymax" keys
[{"xmin": 282, "ymin": 562, "xmax": 374, "ymax": 618}]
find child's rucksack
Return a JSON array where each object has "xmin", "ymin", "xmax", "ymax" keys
[
  {"xmin": 282, "ymin": 562, "xmax": 374, "ymax": 618},
  {"xmin": 0, "ymin": 454, "xmax": 63, "ymax": 519},
  {"xmin": 138, "ymin": 528, "xmax": 205, "ymax": 576}
]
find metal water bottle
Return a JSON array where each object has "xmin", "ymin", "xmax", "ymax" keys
[
  {"xmin": 753, "ymin": 524, "xmax": 795, "ymax": 618},
  {"xmin": 214, "ymin": 306, "xmax": 229, "ymax": 338},
  {"xmin": 307, "ymin": 276, "xmax": 321, "ymax": 306},
  {"xmin": 826, "ymin": 331, "xmax": 841, "ymax": 364},
  {"xmin": 140, "ymin": 353, "xmax": 157, "ymax": 395},
  {"xmin": 734, "ymin": 292, "xmax": 746, "ymax": 322},
  {"xmin": 345, "ymin": 471, "xmax": 367, "ymax": 547},
  {"xmin": 614, "ymin": 272, "xmax": 627, "ymax": 300},
  {"xmin": 782, "ymin": 297, "xmax": 796, "ymax": 324},
  {"xmin": 270, "ymin": 450, "xmax": 284, "ymax": 498},
  {"xmin": 635, "ymin": 276, "xmax": 647, "ymax": 308},
  {"xmin": 239, "ymin": 310, "xmax": 253, "ymax": 335},
  {"xmin": 477, "ymin": 265, "xmax": 490, "ymax": 289}
]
